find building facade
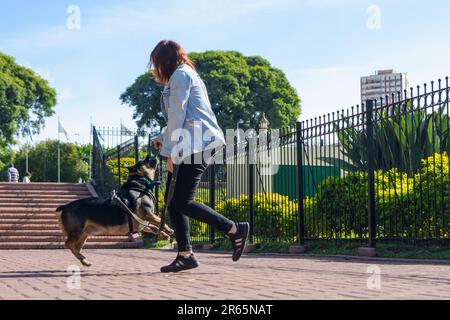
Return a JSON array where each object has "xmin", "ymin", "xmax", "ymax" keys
[{"xmin": 361, "ymin": 69, "xmax": 410, "ymax": 104}]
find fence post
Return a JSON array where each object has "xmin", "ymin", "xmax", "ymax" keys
[
  {"xmin": 134, "ymin": 135, "xmax": 139, "ymax": 163},
  {"xmin": 289, "ymin": 122, "xmax": 307, "ymax": 254},
  {"xmin": 209, "ymin": 164, "xmax": 216, "ymax": 244},
  {"xmin": 117, "ymin": 145, "xmax": 122, "ymax": 191},
  {"xmin": 296, "ymin": 122, "xmax": 306, "ymax": 246},
  {"xmin": 359, "ymin": 99, "xmax": 377, "ymax": 256},
  {"xmin": 248, "ymin": 139, "xmax": 255, "ymax": 244},
  {"xmin": 92, "ymin": 126, "xmax": 96, "ymax": 180}
]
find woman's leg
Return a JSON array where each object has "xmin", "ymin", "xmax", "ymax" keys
[
  {"xmin": 171, "ymin": 156, "xmax": 235, "ymax": 234},
  {"xmin": 161, "ymin": 152, "xmax": 248, "ymax": 272},
  {"xmin": 164, "ymin": 171, "xmax": 192, "ymax": 254}
]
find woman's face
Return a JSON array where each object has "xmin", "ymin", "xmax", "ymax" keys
[{"xmin": 150, "ymin": 60, "xmax": 167, "ymax": 86}]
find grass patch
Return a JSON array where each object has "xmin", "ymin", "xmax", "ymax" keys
[
  {"xmin": 185, "ymin": 238, "xmax": 450, "ymax": 260},
  {"xmin": 144, "ymin": 231, "xmax": 450, "ymax": 260},
  {"xmin": 142, "ymin": 235, "xmax": 171, "ymax": 249}
]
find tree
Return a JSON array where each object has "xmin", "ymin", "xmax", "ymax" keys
[
  {"xmin": 12, "ymin": 140, "xmax": 89, "ymax": 183},
  {"xmin": 120, "ymin": 51, "xmax": 301, "ymax": 132},
  {"xmin": 0, "ymin": 53, "xmax": 57, "ymax": 145},
  {"xmin": 0, "ymin": 52, "xmax": 57, "ymax": 172}
]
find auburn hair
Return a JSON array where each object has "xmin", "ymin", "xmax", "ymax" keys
[{"xmin": 149, "ymin": 40, "xmax": 196, "ymax": 84}]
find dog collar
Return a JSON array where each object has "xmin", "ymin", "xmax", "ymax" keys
[{"xmin": 138, "ymin": 177, "xmax": 155, "ymax": 187}]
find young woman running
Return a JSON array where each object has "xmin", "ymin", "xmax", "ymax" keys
[{"xmin": 151, "ymin": 40, "xmax": 249, "ymax": 273}]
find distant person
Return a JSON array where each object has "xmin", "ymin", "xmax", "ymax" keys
[
  {"xmin": 7, "ymin": 164, "xmax": 19, "ymax": 183},
  {"xmin": 23, "ymin": 171, "xmax": 32, "ymax": 183}
]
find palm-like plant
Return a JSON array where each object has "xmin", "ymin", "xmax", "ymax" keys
[{"xmin": 319, "ymin": 100, "xmax": 450, "ymax": 176}]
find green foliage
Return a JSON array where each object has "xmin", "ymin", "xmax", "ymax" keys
[
  {"xmin": 411, "ymin": 153, "xmax": 450, "ymax": 238},
  {"xmin": 120, "ymin": 51, "xmax": 301, "ymax": 131},
  {"xmin": 321, "ymin": 102, "xmax": 450, "ymax": 176},
  {"xmin": 10, "ymin": 140, "xmax": 89, "ymax": 183},
  {"xmin": 216, "ymin": 193, "xmax": 298, "ymax": 240},
  {"xmin": 0, "ymin": 52, "xmax": 57, "ymax": 150},
  {"xmin": 105, "ymin": 157, "xmax": 136, "ymax": 185},
  {"xmin": 307, "ymin": 153, "xmax": 450, "ymax": 239},
  {"xmin": 310, "ymin": 172, "xmax": 369, "ymax": 237}
]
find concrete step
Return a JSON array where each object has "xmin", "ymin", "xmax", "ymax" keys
[
  {"xmin": 0, "ymin": 183, "xmax": 87, "ymax": 189},
  {"xmin": 0, "ymin": 199, "xmax": 85, "ymax": 205},
  {"xmin": 0, "ymin": 202, "xmax": 77, "ymax": 208},
  {"xmin": 0, "ymin": 219, "xmax": 59, "ymax": 225},
  {"xmin": 0, "ymin": 241, "xmax": 143, "ymax": 249},
  {"xmin": 0, "ymin": 230, "xmax": 64, "ymax": 236},
  {"xmin": 0, "ymin": 195, "xmax": 85, "ymax": 200},
  {"xmin": 0, "ymin": 235, "xmax": 133, "ymax": 243},
  {"xmin": 0, "ymin": 183, "xmax": 138, "ymax": 250},
  {"xmin": 0, "ymin": 208, "xmax": 61, "ymax": 213},
  {"xmin": 0, "ymin": 224, "xmax": 60, "ymax": 230},
  {"xmin": 0, "ymin": 230, "xmax": 129, "ymax": 236},
  {"xmin": 0, "ymin": 214, "xmax": 57, "ymax": 220},
  {"xmin": 0, "ymin": 190, "xmax": 91, "ymax": 195}
]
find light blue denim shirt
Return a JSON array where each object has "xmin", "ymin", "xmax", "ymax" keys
[{"xmin": 155, "ymin": 64, "xmax": 225, "ymax": 160}]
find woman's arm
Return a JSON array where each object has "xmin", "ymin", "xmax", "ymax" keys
[{"xmin": 161, "ymin": 70, "xmax": 191, "ymax": 157}]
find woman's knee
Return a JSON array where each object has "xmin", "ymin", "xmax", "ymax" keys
[{"xmin": 171, "ymin": 197, "xmax": 191, "ymax": 213}]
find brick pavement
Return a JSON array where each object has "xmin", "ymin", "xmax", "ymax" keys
[{"xmin": 0, "ymin": 249, "xmax": 449, "ymax": 300}]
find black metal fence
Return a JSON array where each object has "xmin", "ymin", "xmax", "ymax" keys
[
  {"xmin": 91, "ymin": 78, "xmax": 450, "ymax": 247},
  {"xmin": 92, "ymin": 126, "xmax": 154, "ymax": 198},
  {"xmin": 197, "ymin": 78, "xmax": 450, "ymax": 246}
]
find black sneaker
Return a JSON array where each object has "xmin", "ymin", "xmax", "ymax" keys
[
  {"xmin": 226, "ymin": 222, "xmax": 250, "ymax": 262},
  {"xmin": 160, "ymin": 254, "xmax": 199, "ymax": 273}
]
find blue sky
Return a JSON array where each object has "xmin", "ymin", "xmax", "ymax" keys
[{"xmin": 1, "ymin": 0, "xmax": 450, "ymax": 145}]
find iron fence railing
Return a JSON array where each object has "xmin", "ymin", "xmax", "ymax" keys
[
  {"xmin": 207, "ymin": 78, "xmax": 449, "ymax": 246},
  {"xmin": 91, "ymin": 78, "xmax": 450, "ymax": 248}
]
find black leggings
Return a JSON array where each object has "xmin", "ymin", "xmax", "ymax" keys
[{"xmin": 164, "ymin": 152, "xmax": 235, "ymax": 252}]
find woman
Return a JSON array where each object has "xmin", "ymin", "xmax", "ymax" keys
[
  {"xmin": 150, "ymin": 40, "xmax": 249, "ymax": 273},
  {"xmin": 22, "ymin": 171, "xmax": 32, "ymax": 183}
]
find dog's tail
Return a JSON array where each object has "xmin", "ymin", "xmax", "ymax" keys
[
  {"xmin": 55, "ymin": 204, "xmax": 67, "ymax": 219},
  {"xmin": 55, "ymin": 205, "xmax": 68, "ymax": 236}
]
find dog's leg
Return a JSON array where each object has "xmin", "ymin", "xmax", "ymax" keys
[
  {"xmin": 75, "ymin": 232, "xmax": 91, "ymax": 267},
  {"xmin": 65, "ymin": 234, "xmax": 91, "ymax": 267},
  {"xmin": 164, "ymin": 224, "xmax": 174, "ymax": 236},
  {"xmin": 147, "ymin": 212, "xmax": 174, "ymax": 236},
  {"xmin": 157, "ymin": 231, "xmax": 171, "ymax": 240}
]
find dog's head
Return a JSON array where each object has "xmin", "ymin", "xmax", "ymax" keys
[{"xmin": 125, "ymin": 154, "xmax": 159, "ymax": 180}]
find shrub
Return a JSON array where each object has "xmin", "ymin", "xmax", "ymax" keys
[
  {"xmin": 106, "ymin": 157, "xmax": 136, "ymax": 184},
  {"xmin": 411, "ymin": 153, "xmax": 450, "ymax": 238},
  {"xmin": 216, "ymin": 193, "xmax": 298, "ymax": 240},
  {"xmin": 307, "ymin": 153, "xmax": 450, "ymax": 239}
]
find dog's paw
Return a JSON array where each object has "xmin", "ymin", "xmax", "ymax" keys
[
  {"xmin": 158, "ymin": 233, "xmax": 171, "ymax": 241},
  {"xmin": 81, "ymin": 259, "xmax": 92, "ymax": 267}
]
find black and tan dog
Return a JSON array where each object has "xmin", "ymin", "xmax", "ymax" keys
[{"xmin": 55, "ymin": 155, "xmax": 173, "ymax": 267}]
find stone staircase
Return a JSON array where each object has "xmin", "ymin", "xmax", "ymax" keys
[{"xmin": 0, "ymin": 183, "xmax": 143, "ymax": 249}]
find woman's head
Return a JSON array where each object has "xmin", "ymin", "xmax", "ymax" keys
[
  {"xmin": 149, "ymin": 40, "xmax": 196, "ymax": 84},
  {"xmin": 25, "ymin": 171, "xmax": 32, "ymax": 177}
]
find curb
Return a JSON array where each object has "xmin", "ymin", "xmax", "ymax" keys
[{"xmin": 153, "ymin": 248, "xmax": 450, "ymax": 266}]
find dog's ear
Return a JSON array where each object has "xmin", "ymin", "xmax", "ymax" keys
[
  {"xmin": 124, "ymin": 161, "xmax": 141, "ymax": 172},
  {"xmin": 144, "ymin": 154, "xmax": 150, "ymax": 162}
]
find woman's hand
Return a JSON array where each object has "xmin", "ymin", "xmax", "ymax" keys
[
  {"xmin": 152, "ymin": 140, "xmax": 163, "ymax": 150},
  {"xmin": 167, "ymin": 157, "xmax": 174, "ymax": 173}
]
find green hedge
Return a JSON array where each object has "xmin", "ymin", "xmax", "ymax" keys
[
  {"xmin": 306, "ymin": 152, "xmax": 450, "ymax": 239},
  {"xmin": 205, "ymin": 153, "xmax": 450, "ymax": 242},
  {"xmin": 216, "ymin": 193, "xmax": 298, "ymax": 240}
]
